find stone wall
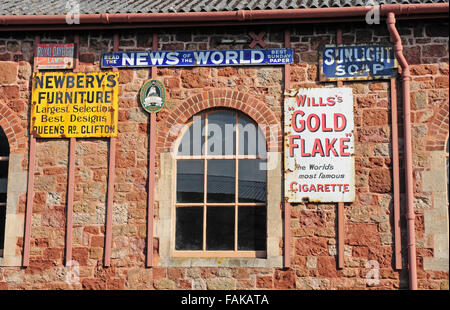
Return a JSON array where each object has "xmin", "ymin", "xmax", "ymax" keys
[{"xmin": 0, "ymin": 20, "xmax": 448, "ymax": 290}]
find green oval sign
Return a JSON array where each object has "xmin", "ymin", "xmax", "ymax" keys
[{"xmin": 139, "ymin": 79, "xmax": 166, "ymax": 113}]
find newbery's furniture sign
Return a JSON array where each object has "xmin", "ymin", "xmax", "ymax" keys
[
  {"xmin": 284, "ymin": 88, "xmax": 355, "ymax": 203},
  {"xmin": 31, "ymin": 72, "xmax": 119, "ymax": 138}
]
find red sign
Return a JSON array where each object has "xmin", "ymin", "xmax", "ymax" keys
[
  {"xmin": 284, "ymin": 88, "xmax": 355, "ymax": 203},
  {"xmin": 36, "ymin": 43, "xmax": 74, "ymax": 70}
]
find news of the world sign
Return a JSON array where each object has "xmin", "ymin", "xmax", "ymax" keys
[{"xmin": 101, "ymin": 48, "xmax": 293, "ymax": 68}]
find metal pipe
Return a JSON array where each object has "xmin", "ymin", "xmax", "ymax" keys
[
  {"xmin": 283, "ymin": 29, "xmax": 291, "ymax": 268},
  {"xmin": 22, "ymin": 35, "xmax": 40, "ymax": 267},
  {"xmin": 104, "ymin": 33, "xmax": 119, "ymax": 267},
  {"xmin": 104, "ymin": 135, "xmax": 116, "ymax": 266},
  {"xmin": 284, "ymin": 202, "xmax": 291, "ymax": 268},
  {"xmin": 65, "ymin": 137, "xmax": 76, "ymax": 265},
  {"xmin": 147, "ymin": 115, "xmax": 156, "ymax": 267},
  {"xmin": 1, "ymin": 14, "xmax": 447, "ymax": 32},
  {"xmin": 336, "ymin": 28, "xmax": 346, "ymax": 270},
  {"xmin": 390, "ymin": 77, "xmax": 402, "ymax": 270},
  {"xmin": 151, "ymin": 33, "xmax": 158, "ymax": 79},
  {"xmin": 146, "ymin": 32, "xmax": 158, "ymax": 267},
  {"xmin": 380, "ymin": 3, "xmax": 449, "ymax": 15},
  {"xmin": 386, "ymin": 12, "xmax": 417, "ymax": 290},
  {"xmin": 65, "ymin": 35, "xmax": 80, "ymax": 266},
  {"xmin": 284, "ymin": 29, "xmax": 291, "ymax": 90},
  {"xmin": 0, "ymin": 3, "xmax": 447, "ymax": 29},
  {"xmin": 23, "ymin": 135, "xmax": 36, "ymax": 267},
  {"xmin": 0, "ymin": 8, "xmax": 380, "ymax": 25},
  {"xmin": 337, "ymin": 203, "xmax": 345, "ymax": 269}
]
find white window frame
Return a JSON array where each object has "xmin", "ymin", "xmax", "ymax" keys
[{"xmin": 155, "ymin": 109, "xmax": 283, "ymax": 267}]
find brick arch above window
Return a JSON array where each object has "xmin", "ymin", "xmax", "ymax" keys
[
  {"xmin": 157, "ymin": 89, "xmax": 282, "ymax": 153},
  {"xmin": 425, "ymin": 100, "xmax": 449, "ymax": 152},
  {"xmin": 0, "ymin": 100, "xmax": 26, "ymax": 153}
]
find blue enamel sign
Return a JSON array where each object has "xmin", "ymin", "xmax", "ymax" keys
[
  {"xmin": 320, "ymin": 45, "xmax": 397, "ymax": 81},
  {"xmin": 101, "ymin": 48, "xmax": 293, "ymax": 68}
]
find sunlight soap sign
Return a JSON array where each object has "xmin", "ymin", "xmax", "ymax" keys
[{"xmin": 320, "ymin": 45, "xmax": 397, "ymax": 81}]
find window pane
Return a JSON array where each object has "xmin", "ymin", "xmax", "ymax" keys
[
  {"xmin": 447, "ymin": 156, "xmax": 449, "ymax": 186},
  {"xmin": 177, "ymin": 160, "xmax": 204, "ymax": 203},
  {"xmin": 238, "ymin": 159, "xmax": 267, "ymax": 203},
  {"xmin": 177, "ymin": 115, "xmax": 205, "ymax": 156},
  {"xmin": 0, "ymin": 178, "xmax": 7, "ymax": 194},
  {"xmin": 175, "ymin": 207, "xmax": 203, "ymax": 250},
  {"xmin": 0, "ymin": 203, "xmax": 5, "ymax": 252},
  {"xmin": 238, "ymin": 115, "xmax": 266, "ymax": 156},
  {"xmin": 207, "ymin": 160, "xmax": 235, "ymax": 203},
  {"xmin": 446, "ymin": 140, "xmax": 449, "ymax": 186},
  {"xmin": 238, "ymin": 206, "xmax": 266, "ymax": 251},
  {"xmin": 206, "ymin": 206, "xmax": 234, "ymax": 250},
  {"xmin": 0, "ymin": 161, "xmax": 8, "ymax": 178},
  {"xmin": 0, "ymin": 128, "xmax": 9, "ymax": 156},
  {"xmin": 207, "ymin": 112, "xmax": 236, "ymax": 156}
]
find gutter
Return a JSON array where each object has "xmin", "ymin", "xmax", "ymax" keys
[
  {"xmin": 386, "ymin": 12, "xmax": 417, "ymax": 290},
  {"xmin": 0, "ymin": 3, "xmax": 448, "ymax": 31}
]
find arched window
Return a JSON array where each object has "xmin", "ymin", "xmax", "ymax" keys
[
  {"xmin": 174, "ymin": 110, "xmax": 267, "ymax": 257},
  {"xmin": 0, "ymin": 127, "xmax": 10, "ymax": 258}
]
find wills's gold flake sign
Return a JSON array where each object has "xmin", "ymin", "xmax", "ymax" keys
[
  {"xmin": 31, "ymin": 72, "xmax": 119, "ymax": 138},
  {"xmin": 284, "ymin": 88, "xmax": 355, "ymax": 203}
]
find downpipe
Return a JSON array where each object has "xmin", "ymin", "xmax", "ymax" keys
[{"xmin": 386, "ymin": 12, "xmax": 418, "ymax": 290}]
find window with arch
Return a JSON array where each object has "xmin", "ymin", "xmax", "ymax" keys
[
  {"xmin": 174, "ymin": 109, "xmax": 267, "ymax": 257},
  {"xmin": 0, "ymin": 127, "xmax": 9, "ymax": 257}
]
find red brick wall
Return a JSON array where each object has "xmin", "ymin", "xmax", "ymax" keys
[{"xmin": 0, "ymin": 20, "xmax": 448, "ymax": 290}]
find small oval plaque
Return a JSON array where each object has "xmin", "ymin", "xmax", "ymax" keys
[{"xmin": 139, "ymin": 79, "xmax": 166, "ymax": 113}]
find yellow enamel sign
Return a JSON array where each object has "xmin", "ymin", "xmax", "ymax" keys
[{"xmin": 31, "ymin": 72, "xmax": 119, "ymax": 138}]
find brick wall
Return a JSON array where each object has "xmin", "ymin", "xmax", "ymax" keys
[{"xmin": 0, "ymin": 20, "xmax": 448, "ymax": 290}]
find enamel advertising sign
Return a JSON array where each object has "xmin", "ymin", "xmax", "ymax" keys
[
  {"xmin": 320, "ymin": 45, "xmax": 397, "ymax": 81},
  {"xmin": 139, "ymin": 79, "xmax": 166, "ymax": 113},
  {"xmin": 36, "ymin": 43, "xmax": 75, "ymax": 70},
  {"xmin": 30, "ymin": 72, "xmax": 119, "ymax": 138},
  {"xmin": 101, "ymin": 48, "xmax": 293, "ymax": 68},
  {"xmin": 284, "ymin": 88, "xmax": 355, "ymax": 203}
]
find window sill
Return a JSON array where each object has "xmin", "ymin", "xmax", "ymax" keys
[
  {"xmin": 159, "ymin": 256, "xmax": 283, "ymax": 268},
  {"xmin": 172, "ymin": 250, "xmax": 266, "ymax": 258}
]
